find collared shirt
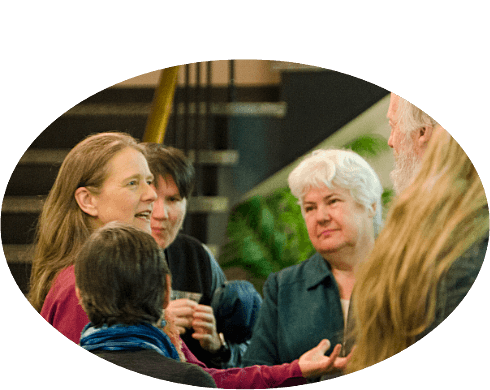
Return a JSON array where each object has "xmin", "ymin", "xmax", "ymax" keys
[{"xmin": 242, "ymin": 252, "xmax": 345, "ymax": 367}]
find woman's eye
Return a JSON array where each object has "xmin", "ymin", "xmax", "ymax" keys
[{"xmin": 128, "ymin": 180, "xmax": 138, "ymax": 186}]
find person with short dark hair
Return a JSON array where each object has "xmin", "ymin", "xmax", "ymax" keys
[
  {"xmin": 141, "ymin": 143, "xmax": 261, "ymax": 369},
  {"xmin": 76, "ymin": 222, "xmax": 350, "ymax": 388},
  {"xmin": 75, "ymin": 221, "xmax": 216, "ymax": 387}
]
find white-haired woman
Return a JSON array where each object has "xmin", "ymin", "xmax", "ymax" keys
[{"xmin": 242, "ymin": 149, "xmax": 383, "ymax": 380}]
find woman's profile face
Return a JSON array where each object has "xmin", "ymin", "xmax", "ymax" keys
[
  {"xmin": 89, "ymin": 147, "xmax": 157, "ymax": 233},
  {"xmin": 302, "ymin": 185, "xmax": 374, "ymax": 257}
]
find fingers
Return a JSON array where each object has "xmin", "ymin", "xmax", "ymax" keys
[
  {"xmin": 166, "ymin": 301, "xmax": 217, "ymax": 334},
  {"xmin": 298, "ymin": 341, "xmax": 343, "ymax": 379},
  {"xmin": 192, "ymin": 319, "xmax": 214, "ymax": 331},
  {"xmin": 329, "ymin": 343, "xmax": 342, "ymax": 361},
  {"xmin": 174, "ymin": 324, "xmax": 187, "ymax": 335},
  {"xmin": 315, "ymin": 339, "xmax": 332, "ymax": 354},
  {"xmin": 334, "ymin": 345, "xmax": 356, "ymax": 370},
  {"xmin": 167, "ymin": 298, "xmax": 198, "ymax": 312},
  {"xmin": 192, "ymin": 305, "xmax": 216, "ymax": 324},
  {"xmin": 167, "ymin": 299, "xmax": 198, "ymax": 319},
  {"xmin": 191, "ymin": 331, "xmax": 212, "ymax": 341},
  {"xmin": 193, "ymin": 304, "xmax": 214, "ymax": 316},
  {"xmin": 165, "ymin": 299, "xmax": 198, "ymax": 332},
  {"xmin": 192, "ymin": 306, "xmax": 217, "ymax": 335}
]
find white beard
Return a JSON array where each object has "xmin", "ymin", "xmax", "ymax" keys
[{"xmin": 390, "ymin": 145, "xmax": 421, "ymax": 195}]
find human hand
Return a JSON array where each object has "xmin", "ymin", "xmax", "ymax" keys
[
  {"xmin": 164, "ymin": 298, "xmax": 198, "ymax": 334},
  {"xmin": 298, "ymin": 339, "xmax": 353, "ymax": 379},
  {"xmin": 191, "ymin": 304, "xmax": 222, "ymax": 353}
]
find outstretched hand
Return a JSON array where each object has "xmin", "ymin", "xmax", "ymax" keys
[{"xmin": 298, "ymin": 339, "xmax": 353, "ymax": 379}]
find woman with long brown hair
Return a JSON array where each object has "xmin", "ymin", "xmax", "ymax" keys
[
  {"xmin": 346, "ymin": 127, "xmax": 488, "ymax": 373},
  {"xmin": 29, "ymin": 132, "xmax": 157, "ymax": 341}
]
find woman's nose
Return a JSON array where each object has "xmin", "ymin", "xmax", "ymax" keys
[
  {"xmin": 316, "ymin": 206, "xmax": 331, "ymax": 223},
  {"xmin": 152, "ymin": 198, "xmax": 169, "ymax": 220},
  {"xmin": 143, "ymin": 182, "xmax": 158, "ymax": 203}
]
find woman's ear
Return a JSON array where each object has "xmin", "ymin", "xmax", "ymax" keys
[
  {"xmin": 368, "ymin": 202, "xmax": 377, "ymax": 218},
  {"xmin": 75, "ymin": 286, "xmax": 85, "ymax": 310},
  {"xmin": 75, "ymin": 187, "xmax": 98, "ymax": 217}
]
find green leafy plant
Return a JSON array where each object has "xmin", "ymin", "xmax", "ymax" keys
[
  {"xmin": 220, "ymin": 134, "xmax": 392, "ymax": 293},
  {"xmin": 220, "ymin": 188, "xmax": 316, "ymax": 293}
]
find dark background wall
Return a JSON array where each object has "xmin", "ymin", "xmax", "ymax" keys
[{"xmin": 228, "ymin": 70, "xmax": 388, "ymax": 195}]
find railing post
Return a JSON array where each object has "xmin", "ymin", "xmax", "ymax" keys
[
  {"xmin": 228, "ymin": 59, "xmax": 237, "ymax": 103},
  {"xmin": 143, "ymin": 66, "xmax": 179, "ymax": 143},
  {"xmin": 194, "ymin": 62, "xmax": 202, "ymax": 196},
  {"xmin": 183, "ymin": 64, "xmax": 190, "ymax": 152}
]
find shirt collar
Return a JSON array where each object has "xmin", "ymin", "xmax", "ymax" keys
[{"xmin": 305, "ymin": 252, "xmax": 336, "ymax": 289}]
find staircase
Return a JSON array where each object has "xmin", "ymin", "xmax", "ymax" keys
[
  {"xmin": 1, "ymin": 75, "xmax": 285, "ymax": 295},
  {"xmin": 1, "ymin": 63, "xmax": 388, "ymax": 296}
]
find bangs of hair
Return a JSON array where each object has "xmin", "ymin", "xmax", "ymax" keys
[
  {"xmin": 288, "ymin": 149, "xmax": 383, "ymax": 233},
  {"xmin": 141, "ymin": 143, "xmax": 195, "ymax": 199}
]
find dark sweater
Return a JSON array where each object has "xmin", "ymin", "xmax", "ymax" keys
[
  {"xmin": 165, "ymin": 233, "xmax": 224, "ymax": 307},
  {"xmin": 92, "ymin": 349, "xmax": 216, "ymax": 387},
  {"xmin": 165, "ymin": 234, "xmax": 226, "ymax": 367}
]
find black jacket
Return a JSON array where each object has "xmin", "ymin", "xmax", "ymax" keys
[
  {"xmin": 165, "ymin": 233, "xmax": 240, "ymax": 368},
  {"xmin": 92, "ymin": 349, "xmax": 216, "ymax": 387}
]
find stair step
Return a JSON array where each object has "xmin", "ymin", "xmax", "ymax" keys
[
  {"xmin": 17, "ymin": 149, "xmax": 239, "ymax": 166},
  {"xmin": 3, "ymin": 245, "xmax": 33, "ymax": 264},
  {"xmin": 4, "ymin": 243, "xmax": 220, "ymax": 264},
  {"xmin": 184, "ymin": 150, "xmax": 239, "ymax": 166},
  {"xmin": 188, "ymin": 196, "xmax": 229, "ymax": 213},
  {"xmin": 64, "ymin": 102, "xmax": 286, "ymax": 118},
  {"xmin": 2, "ymin": 196, "xmax": 229, "ymax": 214},
  {"xmin": 18, "ymin": 149, "xmax": 70, "ymax": 165},
  {"xmin": 2, "ymin": 196, "xmax": 44, "ymax": 213}
]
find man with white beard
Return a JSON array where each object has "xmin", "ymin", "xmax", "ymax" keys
[
  {"xmin": 341, "ymin": 94, "xmax": 444, "ymax": 358},
  {"xmin": 387, "ymin": 93, "xmax": 438, "ymax": 193}
]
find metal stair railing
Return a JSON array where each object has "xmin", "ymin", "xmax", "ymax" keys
[{"xmin": 142, "ymin": 66, "xmax": 180, "ymax": 144}]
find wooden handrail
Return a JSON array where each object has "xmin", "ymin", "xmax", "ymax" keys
[{"xmin": 142, "ymin": 66, "xmax": 179, "ymax": 143}]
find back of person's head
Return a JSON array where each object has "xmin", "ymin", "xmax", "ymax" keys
[
  {"xmin": 75, "ymin": 221, "xmax": 171, "ymax": 327},
  {"xmin": 140, "ymin": 143, "xmax": 195, "ymax": 198},
  {"xmin": 29, "ymin": 132, "xmax": 143, "ymax": 312},
  {"xmin": 347, "ymin": 128, "xmax": 488, "ymax": 373},
  {"xmin": 288, "ymin": 149, "xmax": 383, "ymax": 235}
]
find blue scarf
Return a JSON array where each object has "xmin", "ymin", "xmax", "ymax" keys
[{"xmin": 80, "ymin": 322, "xmax": 180, "ymax": 361}]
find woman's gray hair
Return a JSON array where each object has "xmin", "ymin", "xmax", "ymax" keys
[{"xmin": 288, "ymin": 149, "xmax": 383, "ymax": 235}]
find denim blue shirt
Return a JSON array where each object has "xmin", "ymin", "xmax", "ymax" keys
[{"xmin": 242, "ymin": 252, "xmax": 345, "ymax": 367}]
